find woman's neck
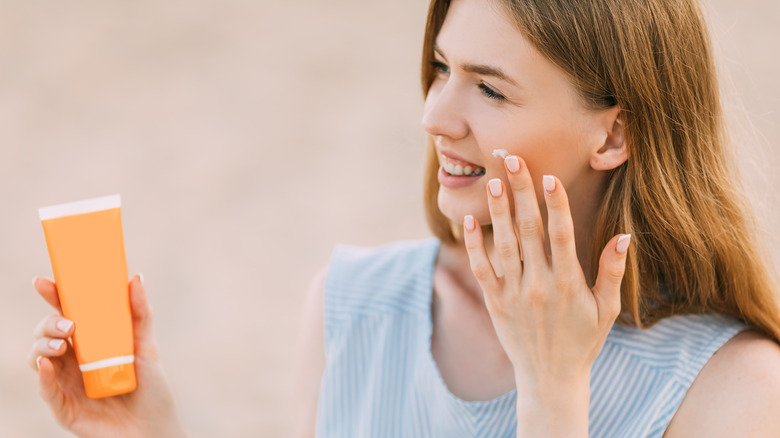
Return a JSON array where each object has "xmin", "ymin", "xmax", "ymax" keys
[{"xmin": 439, "ymin": 177, "xmax": 604, "ymax": 302}]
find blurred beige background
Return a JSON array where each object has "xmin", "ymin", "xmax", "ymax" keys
[{"xmin": 1, "ymin": 0, "xmax": 778, "ymax": 436}]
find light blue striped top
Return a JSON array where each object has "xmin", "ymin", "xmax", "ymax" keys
[{"xmin": 316, "ymin": 238, "xmax": 748, "ymax": 437}]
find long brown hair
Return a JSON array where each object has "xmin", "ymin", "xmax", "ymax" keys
[{"xmin": 421, "ymin": 0, "xmax": 780, "ymax": 340}]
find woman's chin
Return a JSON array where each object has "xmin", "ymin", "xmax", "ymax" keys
[{"xmin": 437, "ymin": 197, "xmax": 489, "ymax": 227}]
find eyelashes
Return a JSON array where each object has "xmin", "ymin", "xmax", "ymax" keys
[
  {"xmin": 478, "ymin": 82, "xmax": 504, "ymax": 101},
  {"xmin": 430, "ymin": 61, "xmax": 507, "ymax": 102},
  {"xmin": 432, "ymin": 61, "xmax": 450, "ymax": 76}
]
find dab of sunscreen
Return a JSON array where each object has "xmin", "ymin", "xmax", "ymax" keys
[
  {"xmin": 492, "ymin": 149, "xmax": 509, "ymax": 159},
  {"xmin": 39, "ymin": 194, "xmax": 136, "ymax": 398}
]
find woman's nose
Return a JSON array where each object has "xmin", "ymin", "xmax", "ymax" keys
[{"xmin": 421, "ymin": 81, "xmax": 468, "ymax": 140}]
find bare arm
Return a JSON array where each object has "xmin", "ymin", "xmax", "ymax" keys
[
  {"xmin": 292, "ymin": 267, "xmax": 328, "ymax": 438},
  {"xmin": 664, "ymin": 329, "xmax": 780, "ymax": 437}
]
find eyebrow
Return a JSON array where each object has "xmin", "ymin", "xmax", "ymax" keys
[{"xmin": 433, "ymin": 44, "xmax": 520, "ymax": 88}]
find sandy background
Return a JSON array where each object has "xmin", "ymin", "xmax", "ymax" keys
[{"xmin": 1, "ymin": 0, "xmax": 778, "ymax": 436}]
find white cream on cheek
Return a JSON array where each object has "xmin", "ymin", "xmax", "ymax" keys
[{"xmin": 492, "ymin": 149, "xmax": 509, "ymax": 159}]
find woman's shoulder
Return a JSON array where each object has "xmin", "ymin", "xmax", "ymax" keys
[
  {"xmin": 323, "ymin": 238, "xmax": 440, "ymax": 319},
  {"xmin": 329, "ymin": 238, "xmax": 440, "ymax": 268},
  {"xmin": 326, "ymin": 238, "xmax": 439, "ymax": 287},
  {"xmin": 606, "ymin": 314, "xmax": 747, "ymax": 379},
  {"xmin": 664, "ymin": 329, "xmax": 780, "ymax": 437}
]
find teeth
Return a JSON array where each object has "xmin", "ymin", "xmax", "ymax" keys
[{"xmin": 442, "ymin": 158, "xmax": 485, "ymax": 177}]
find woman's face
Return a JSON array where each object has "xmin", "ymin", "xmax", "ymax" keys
[{"xmin": 423, "ymin": 0, "xmax": 613, "ymax": 226}]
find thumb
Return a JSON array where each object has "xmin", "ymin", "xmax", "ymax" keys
[
  {"xmin": 129, "ymin": 274, "xmax": 159, "ymax": 359},
  {"xmin": 38, "ymin": 357, "xmax": 67, "ymax": 416},
  {"xmin": 592, "ymin": 234, "xmax": 631, "ymax": 324}
]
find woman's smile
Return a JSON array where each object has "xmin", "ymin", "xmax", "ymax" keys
[{"xmin": 437, "ymin": 149, "xmax": 487, "ymax": 189}]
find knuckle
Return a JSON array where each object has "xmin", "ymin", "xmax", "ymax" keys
[
  {"xmin": 145, "ymin": 307, "xmax": 154, "ymax": 323},
  {"xmin": 464, "ymin": 237, "xmax": 482, "ymax": 253},
  {"xmin": 526, "ymin": 287, "xmax": 547, "ymax": 305},
  {"xmin": 488, "ymin": 299, "xmax": 512, "ymax": 318},
  {"xmin": 495, "ymin": 240, "xmax": 518, "ymax": 259},
  {"xmin": 517, "ymin": 219, "xmax": 540, "ymax": 239},
  {"xmin": 489, "ymin": 201, "xmax": 509, "ymax": 217},
  {"xmin": 547, "ymin": 225, "xmax": 572, "ymax": 245},
  {"xmin": 523, "ymin": 279, "xmax": 547, "ymax": 304},
  {"xmin": 510, "ymin": 175, "xmax": 532, "ymax": 192},
  {"xmin": 608, "ymin": 302, "xmax": 622, "ymax": 320},
  {"xmin": 470, "ymin": 260, "xmax": 493, "ymax": 281},
  {"xmin": 609, "ymin": 259, "xmax": 627, "ymax": 280},
  {"xmin": 599, "ymin": 297, "xmax": 622, "ymax": 322},
  {"xmin": 554, "ymin": 275, "xmax": 577, "ymax": 292},
  {"xmin": 34, "ymin": 338, "xmax": 49, "ymax": 354},
  {"xmin": 35, "ymin": 315, "xmax": 59, "ymax": 338},
  {"xmin": 33, "ymin": 318, "xmax": 48, "ymax": 338}
]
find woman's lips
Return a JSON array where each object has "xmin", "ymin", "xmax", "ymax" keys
[{"xmin": 437, "ymin": 152, "xmax": 486, "ymax": 188}]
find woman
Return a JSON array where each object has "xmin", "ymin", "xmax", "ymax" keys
[
  {"xmin": 30, "ymin": 0, "xmax": 780, "ymax": 436},
  {"xmin": 299, "ymin": 0, "xmax": 780, "ymax": 436}
]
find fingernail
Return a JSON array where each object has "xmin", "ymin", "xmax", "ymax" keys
[
  {"xmin": 616, "ymin": 234, "xmax": 632, "ymax": 254},
  {"xmin": 36, "ymin": 355, "xmax": 42, "ymax": 370},
  {"xmin": 56, "ymin": 319, "xmax": 74, "ymax": 333},
  {"xmin": 505, "ymin": 156, "xmax": 520, "ymax": 173},
  {"xmin": 138, "ymin": 273, "xmax": 145, "ymax": 286},
  {"xmin": 464, "ymin": 215, "xmax": 475, "ymax": 232},
  {"xmin": 49, "ymin": 339, "xmax": 65, "ymax": 350},
  {"xmin": 32, "ymin": 276, "xmax": 38, "ymax": 289},
  {"xmin": 543, "ymin": 175, "xmax": 556, "ymax": 194},
  {"xmin": 488, "ymin": 179, "xmax": 503, "ymax": 197}
]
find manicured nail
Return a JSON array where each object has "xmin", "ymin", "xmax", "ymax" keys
[
  {"xmin": 36, "ymin": 355, "xmax": 42, "ymax": 370},
  {"xmin": 543, "ymin": 175, "xmax": 556, "ymax": 194},
  {"xmin": 488, "ymin": 179, "xmax": 503, "ymax": 197},
  {"xmin": 464, "ymin": 215, "xmax": 475, "ymax": 232},
  {"xmin": 616, "ymin": 234, "xmax": 632, "ymax": 254},
  {"xmin": 505, "ymin": 156, "xmax": 520, "ymax": 173},
  {"xmin": 32, "ymin": 276, "xmax": 38, "ymax": 289},
  {"xmin": 138, "ymin": 273, "xmax": 145, "ymax": 286},
  {"xmin": 56, "ymin": 319, "xmax": 74, "ymax": 333},
  {"xmin": 49, "ymin": 339, "xmax": 65, "ymax": 350}
]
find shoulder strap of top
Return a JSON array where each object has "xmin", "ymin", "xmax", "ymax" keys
[
  {"xmin": 607, "ymin": 313, "xmax": 747, "ymax": 387},
  {"xmin": 324, "ymin": 238, "xmax": 439, "ymax": 330}
]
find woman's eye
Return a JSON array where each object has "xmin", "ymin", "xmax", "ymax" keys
[
  {"xmin": 479, "ymin": 82, "xmax": 505, "ymax": 101},
  {"xmin": 432, "ymin": 61, "xmax": 450, "ymax": 76}
]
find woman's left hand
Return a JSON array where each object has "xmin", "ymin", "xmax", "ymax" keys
[{"xmin": 463, "ymin": 155, "xmax": 630, "ymax": 437}]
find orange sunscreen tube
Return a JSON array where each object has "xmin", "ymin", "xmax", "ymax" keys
[{"xmin": 39, "ymin": 194, "xmax": 136, "ymax": 398}]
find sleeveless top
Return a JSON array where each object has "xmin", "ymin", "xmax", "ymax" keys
[{"xmin": 316, "ymin": 239, "xmax": 748, "ymax": 437}]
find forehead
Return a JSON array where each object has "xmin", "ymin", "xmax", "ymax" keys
[{"xmin": 435, "ymin": 0, "xmax": 539, "ymax": 69}]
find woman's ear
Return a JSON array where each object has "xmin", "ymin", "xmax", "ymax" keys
[{"xmin": 590, "ymin": 107, "xmax": 629, "ymax": 171}]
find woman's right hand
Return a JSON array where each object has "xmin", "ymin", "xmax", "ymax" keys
[{"xmin": 28, "ymin": 275, "xmax": 187, "ymax": 438}]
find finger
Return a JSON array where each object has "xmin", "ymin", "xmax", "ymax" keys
[
  {"xmin": 33, "ymin": 315, "xmax": 74, "ymax": 340},
  {"xmin": 463, "ymin": 215, "xmax": 500, "ymax": 292},
  {"xmin": 33, "ymin": 277, "xmax": 63, "ymax": 314},
  {"xmin": 542, "ymin": 175, "xmax": 579, "ymax": 273},
  {"xmin": 592, "ymin": 234, "xmax": 631, "ymax": 324},
  {"xmin": 504, "ymin": 155, "xmax": 546, "ymax": 270},
  {"xmin": 28, "ymin": 337, "xmax": 69, "ymax": 370},
  {"xmin": 486, "ymin": 178, "xmax": 522, "ymax": 280},
  {"xmin": 129, "ymin": 274, "xmax": 160, "ymax": 360},
  {"xmin": 37, "ymin": 356, "xmax": 67, "ymax": 416}
]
